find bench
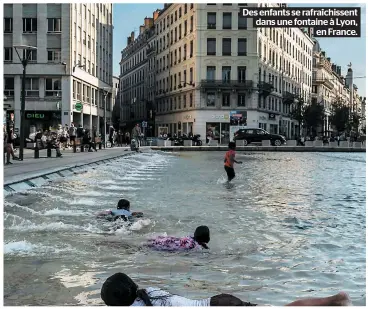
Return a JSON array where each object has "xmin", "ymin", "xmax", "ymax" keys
[
  {"xmin": 29, "ymin": 139, "xmax": 59, "ymax": 158},
  {"xmin": 94, "ymin": 137, "xmax": 103, "ymax": 150}
]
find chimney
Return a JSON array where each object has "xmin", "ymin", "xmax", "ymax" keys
[
  {"xmin": 327, "ymin": 57, "xmax": 331, "ymax": 62},
  {"xmin": 153, "ymin": 10, "xmax": 160, "ymax": 21},
  {"xmin": 140, "ymin": 25, "xmax": 145, "ymax": 34},
  {"xmin": 127, "ymin": 37, "xmax": 131, "ymax": 45},
  {"xmin": 337, "ymin": 66, "xmax": 341, "ymax": 76},
  {"xmin": 332, "ymin": 64, "xmax": 336, "ymax": 72},
  {"xmin": 321, "ymin": 51, "xmax": 326, "ymax": 57},
  {"xmin": 131, "ymin": 31, "xmax": 135, "ymax": 42},
  {"xmin": 144, "ymin": 17, "xmax": 153, "ymax": 29}
]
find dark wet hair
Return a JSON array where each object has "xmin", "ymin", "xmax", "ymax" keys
[
  {"xmin": 194, "ymin": 226, "xmax": 210, "ymax": 249},
  {"xmin": 117, "ymin": 199, "xmax": 130, "ymax": 210},
  {"xmin": 228, "ymin": 142, "xmax": 236, "ymax": 150},
  {"xmin": 101, "ymin": 273, "xmax": 152, "ymax": 306}
]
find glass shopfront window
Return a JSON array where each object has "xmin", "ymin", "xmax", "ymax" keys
[
  {"xmin": 259, "ymin": 123, "xmax": 267, "ymax": 130},
  {"xmin": 269, "ymin": 124, "xmax": 278, "ymax": 134},
  {"xmin": 206, "ymin": 122, "xmax": 229, "ymax": 144}
]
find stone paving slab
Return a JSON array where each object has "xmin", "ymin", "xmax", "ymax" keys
[{"xmin": 4, "ymin": 146, "xmax": 137, "ymax": 185}]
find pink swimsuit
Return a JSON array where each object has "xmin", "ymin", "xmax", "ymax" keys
[{"xmin": 147, "ymin": 236, "xmax": 202, "ymax": 251}]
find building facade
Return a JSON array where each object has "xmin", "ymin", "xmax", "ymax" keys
[
  {"xmin": 152, "ymin": 3, "xmax": 314, "ymax": 141},
  {"xmin": 119, "ymin": 15, "xmax": 156, "ymax": 135},
  {"xmin": 312, "ymin": 40, "xmax": 365, "ymax": 135},
  {"xmin": 3, "ymin": 3, "xmax": 113, "ymax": 136}
]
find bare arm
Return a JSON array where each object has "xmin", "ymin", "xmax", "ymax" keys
[{"xmin": 230, "ymin": 153, "xmax": 242, "ymax": 164}]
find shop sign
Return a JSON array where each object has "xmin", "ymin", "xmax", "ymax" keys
[
  {"xmin": 26, "ymin": 113, "xmax": 45, "ymax": 119},
  {"xmin": 259, "ymin": 115, "xmax": 267, "ymax": 121},
  {"xmin": 269, "ymin": 113, "xmax": 276, "ymax": 120},
  {"xmin": 211, "ymin": 115, "xmax": 229, "ymax": 120},
  {"xmin": 184, "ymin": 115, "xmax": 192, "ymax": 120}
]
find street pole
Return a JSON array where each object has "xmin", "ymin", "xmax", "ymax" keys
[
  {"xmin": 13, "ymin": 45, "xmax": 37, "ymax": 161},
  {"xmin": 19, "ymin": 61, "xmax": 26, "ymax": 160},
  {"xmin": 104, "ymin": 92, "xmax": 107, "ymax": 148}
]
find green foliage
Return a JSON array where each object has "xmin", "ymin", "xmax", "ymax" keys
[
  {"xmin": 303, "ymin": 100, "xmax": 325, "ymax": 135},
  {"xmin": 330, "ymin": 101, "xmax": 350, "ymax": 133}
]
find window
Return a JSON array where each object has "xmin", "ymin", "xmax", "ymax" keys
[
  {"xmin": 45, "ymin": 78, "xmax": 62, "ymax": 97},
  {"xmin": 4, "ymin": 47, "xmax": 12, "ymax": 62},
  {"xmin": 207, "ymin": 12, "xmax": 216, "ymax": 29},
  {"xmin": 238, "ymin": 38, "xmax": 247, "ymax": 56},
  {"xmin": 222, "ymin": 93, "xmax": 230, "ymax": 106},
  {"xmin": 183, "ymin": 94, "xmax": 187, "ymax": 108},
  {"xmin": 183, "ymin": 69, "xmax": 187, "ymax": 83},
  {"xmin": 175, "ymin": 10, "xmax": 177, "ymax": 21},
  {"xmin": 179, "ymin": 24, "xmax": 182, "ymax": 39},
  {"xmin": 207, "ymin": 38, "xmax": 216, "ymax": 55},
  {"xmin": 207, "ymin": 92, "xmax": 215, "ymax": 106},
  {"xmin": 47, "ymin": 18, "xmax": 61, "ymax": 32},
  {"xmin": 183, "ymin": 44, "xmax": 187, "ymax": 60},
  {"xmin": 206, "ymin": 66, "xmax": 216, "ymax": 81},
  {"xmin": 223, "ymin": 12, "xmax": 232, "ymax": 29},
  {"xmin": 238, "ymin": 15, "xmax": 247, "ymax": 29},
  {"xmin": 238, "ymin": 93, "xmax": 246, "ymax": 106},
  {"xmin": 190, "ymin": 40, "xmax": 193, "ymax": 57},
  {"xmin": 88, "ymin": 35, "xmax": 91, "ymax": 49},
  {"xmin": 222, "ymin": 38, "xmax": 231, "ymax": 56},
  {"xmin": 179, "ymin": 7, "xmax": 182, "ymax": 18},
  {"xmin": 190, "ymin": 16, "xmax": 193, "ymax": 32},
  {"xmin": 23, "ymin": 18, "xmax": 37, "ymax": 32},
  {"xmin": 92, "ymin": 14, "xmax": 95, "ymax": 27},
  {"xmin": 238, "ymin": 66, "xmax": 246, "ymax": 82},
  {"xmin": 23, "ymin": 50, "xmax": 37, "ymax": 62},
  {"xmin": 184, "ymin": 20, "xmax": 187, "ymax": 35},
  {"xmin": 222, "ymin": 66, "xmax": 231, "ymax": 82},
  {"xmin": 190, "ymin": 3, "xmax": 194, "ymax": 9},
  {"xmin": 4, "ymin": 77, "xmax": 14, "ymax": 97},
  {"xmin": 83, "ymin": 31, "xmax": 86, "ymax": 45},
  {"xmin": 23, "ymin": 78, "xmax": 39, "ymax": 97},
  {"xmin": 47, "ymin": 49, "xmax": 61, "ymax": 62},
  {"xmin": 190, "ymin": 93, "xmax": 193, "ymax": 107},
  {"xmin": 184, "ymin": 4, "xmax": 188, "ymax": 14},
  {"xmin": 190, "ymin": 68, "xmax": 193, "ymax": 83},
  {"xmin": 78, "ymin": 27, "xmax": 81, "ymax": 41},
  {"xmin": 4, "ymin": 18, "xmax": 12, "ymax": 33},
  {"xmin": 178, "ymin": 47, "xmax": 181, "ymax": 62}
]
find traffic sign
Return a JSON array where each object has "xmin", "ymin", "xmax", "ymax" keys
[
  {"xmin": 75, "ymin": 102, "xmax": 83, "ymax": 112},
  {"xmin": 142, "ymin": 121, "xmax": 147, "ymax": 128}
]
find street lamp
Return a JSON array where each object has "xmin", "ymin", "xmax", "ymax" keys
[
  {"xmin": 13, "ymin": 45, "xmax": 37, "ymax": 161},
  {"xmin": 102, "ymin": 87, "xmax": 111, "ymax": 147}
]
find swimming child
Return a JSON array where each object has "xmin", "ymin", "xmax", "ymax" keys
[
  {"xmin": 224, "ymin": 142, "xmax": 242, "ymax": 183},
  {"xmin": 101, "ymin": 272, "xmax": 353, "ymax": 306},
  {"xmin": 147, "ymin": 226, "xmax": 210, "ymax": 251},
  {"xmin": 97, "ymin": 199, "xmax": 143, "ymax": 221}
]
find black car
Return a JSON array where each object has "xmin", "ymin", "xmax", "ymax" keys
[{"xmin": 234, "ymin": 128, "xmax": 286, "ymax": 146}]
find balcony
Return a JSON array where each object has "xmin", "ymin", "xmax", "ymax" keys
[
  {"xmin": 283, "ymin": 91, "xmax": 296, "ymax": 104},
  {"xmin": 257, "ymin": 82, "xmax": 274, "ymax": 97},
  {"xmin": 314, "ymin": 78, "xmax": 334, "ymax": 90},
  {"xmin": 201, "ymin": 80, "xmax": 253, "ymax": 91}
]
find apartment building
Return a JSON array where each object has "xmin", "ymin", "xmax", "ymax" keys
[
  {"xmin": 312, "ymin": 40, "xmax": 365, "ymax": 134},
  {"xmin": 3, "ymin": 3, "xmax": 113, "ymax": 136},
  {"xmin": 152, "ymin": 3, "xmax": 314, "ymax": 141},
  {"xmin": 119, "ymin": 16, "xmax": 156, "ymax": 135}
]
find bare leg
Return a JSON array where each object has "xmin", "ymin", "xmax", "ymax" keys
[{"xmin": 285, "ymin": 292, "xmax": 352, "ymax": 306}]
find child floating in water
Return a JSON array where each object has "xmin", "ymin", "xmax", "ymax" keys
[
  {"xmin": 147, "ymin": 226, "xmax": 210, "ymax": 251},
  {"xmin": 97, "ymin": 199, "xmax": 143, "ymax": 222},
  {"xmin": 101, "ymin": 272, "xmax": 353, "ymax": 306},
  {"xmin": 224, "ymin": 142, "xmax": 242, "ymax": 183}
]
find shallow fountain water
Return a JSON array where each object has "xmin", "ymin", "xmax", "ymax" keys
[{"xmin": 4, "ymin": 151, "xmax": 366, "ymax": 305}]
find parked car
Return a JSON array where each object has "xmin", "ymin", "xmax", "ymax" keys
[{"xmin": 233, "ymin": 128, "xmax": 286, "ymax": 146}]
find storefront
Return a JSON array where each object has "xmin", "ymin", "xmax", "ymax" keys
[
  {"xmin": 25, "ymin": 111, "xmax": 61, "ymax": 134},
  {"xmin": 155, "ymin": 111, "xmax": 231, "ymax": 144}
]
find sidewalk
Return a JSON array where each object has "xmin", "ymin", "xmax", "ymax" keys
[{"xmin": 4, "ymin": 146, "xmax": 135, "ymax": 185}]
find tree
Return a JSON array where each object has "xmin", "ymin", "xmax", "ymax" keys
[
  {"xmin": 289, "ymin": 97, "xmax": 305, "ymax": 137},
  {"xmin": 329, "ymin": 101, "xmax": 350, "ymax": 134},
  {"xmin": 303, "ymin": 100, "xmax": 325, "ymax": 136},
  {"xmin": 349, "ymin": 111, "xmax": 361, "ymax": 133}
]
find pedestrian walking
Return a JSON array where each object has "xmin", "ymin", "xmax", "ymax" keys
[
  {"xmin": 68, "ymin": 123, "xmax": 77, "ymax": 147},
  {"xmin": 131, "ymin": 123, "xmax": 141, "ymax": 147},
  {"xmin": 125, "ymin": 131, "xmax": 130, "ymax": 146}
]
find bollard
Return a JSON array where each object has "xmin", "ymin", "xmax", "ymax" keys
[
  {"xmin": 34, "ymin": 147, "xmax": 39, "ymax": 159},
  {"xmin": 47, "ymin": 148, "xmax": 52, "ymax": 157}
]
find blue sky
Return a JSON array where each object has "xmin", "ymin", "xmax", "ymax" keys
[{"xmin": 112, "ymin": 3, "xmax": 366, "ymax": 96}]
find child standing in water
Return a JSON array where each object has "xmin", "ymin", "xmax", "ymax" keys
[{"xmin": 224, "ymin": 142, "xmax": 242, "ymax": 183}]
